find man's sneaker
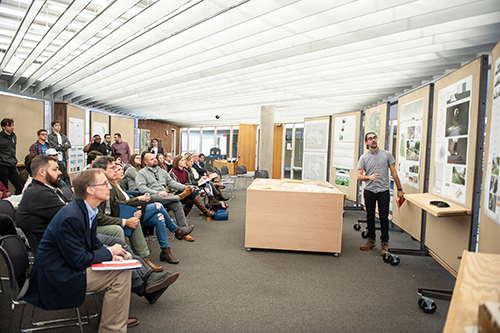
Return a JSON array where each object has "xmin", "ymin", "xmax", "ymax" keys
[
  {"xmin": 360, "ymin": 238, "xmax": 376, "ymax": 251},
  {"xmin": 380, "ymin": 241, "xmax": 389, "ymax": 256}
]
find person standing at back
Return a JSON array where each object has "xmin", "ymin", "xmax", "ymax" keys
[
  {"xmin": 103, "ymin": 134, "xmax": 113, "ymax": 156},
  {"xmin": 149, "ymin": 138, "xmax": 164, "ymax": 156},
  {"xmin": 29, "ymin": 129, "xmax": 51, "ymax": 156},
  {"xmin": 357, "ymin": 132, "xmax": 404, "ymax": 256},
  {"xmin": 112, "ymin": 133, "xmax": 131, "ymax": 164},
  {"xmin": 0, "ymin": 118, "xmax": 22, "ymax": 194},
  {"xmin": 48, "ymin": 120, "xmax": 72, "ymax": 185}
]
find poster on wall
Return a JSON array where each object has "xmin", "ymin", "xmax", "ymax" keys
[
  {"xmin": 332, "ymin": 115, "xmax": 356, "ymax": 169},
  {"xmin": 432, "ymin": 75, "xmax": 472, "ymax": 204},
  {"xmin": 93, "ymin": 121, "xmax": 108, "ymax": 139},
  {"xmin": 302, "ymin": 118, "xmax": 329, "ymax": 181},
  {"xmin": 398, "ymin": 98, "xmax": 424, "ymax": 189},
  {"xmin": 335, "ymin": 168, "xmax": 350, "ymax": 187},
  {"xmin": 68, "ymin": 146, "xmax": 85, "ymax": 174},
  {"xmin": 140, "ymin": 129, "xmax": 150, "ymax": 154},
  {"xmin": 484, "ymin": 56, "xmax": 500, "ymax": 224},
  {"xmin": 68, "ymin": 117, "xmax": 84, "ymax": 146},
  {"xmin": 302, "ymin": 152, "xmax": 327, "ymax": 181},
  {"xmin": 368, "ymin": 109, "xmax": 381, "ymax": 134},
  {"xmin": 134, "ymin": 128, "xmax": 140, "ymax": 151}
]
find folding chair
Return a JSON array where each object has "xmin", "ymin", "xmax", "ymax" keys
[{"xmin": 0, "ymin": 235, "xmax": 98, "ymax": 332}]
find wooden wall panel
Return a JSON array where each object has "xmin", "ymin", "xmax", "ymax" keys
[
  {"xmin": 0, "ymin": 95, "xmax": 44, "ymax": 162},
  {"xmin": 238, "ymin": 124, "xmax": 257, "ymax": 171},
  {"xmin": 137, "ymin": 119, "xmax": 180, "ymax": 155},
  {"xmin": 272, "ymin": 124, "xmax": 283, "ymax": 179},
  {"xmin": 110, "ymin": 116, "xmax": 135, "ymax": 157},
  {"xmin": 90, "ymin": 112, "xmax": 109, "ymax": 137}
]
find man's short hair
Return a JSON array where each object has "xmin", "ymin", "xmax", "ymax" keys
[
  {"xmin": 1, "ymin": 118, "xmax": 14, "ymax": 127},
  {"xmin": 51, "ymin": 120, "xmax": 61, "ymax": 127},
  {"xmin": 30, "ymin": 155, "xmax": 55, "ymax": 178},
  {"xmin": 93, "ymin": 134, "xmax": 101, "ymax": 139},
  {"xmin": 199, "ymin": 153, "xmax": 205, "ymax": 158},
  {"xmin": 37, "ymin": 129, "xmax": 47, "ymax": 136},
  {"xmin": 73, "ymin": 169, "xmax": 103, "ymax": 200},
  {"xmin": 92, "ymin": 156, "xmax": 115, "ymax": 170},
  {"xmin": 87, "ymin": 150, "xmax": 103, "ymax": 165},
  {"xmin": 114, "ymin": 133, "xmax": 121, "ymax": 138},
  {"xmin": 104, "ymin": 133, "xmax": 110, "ymax": 138},
  {"xmin": 364, "ymin": 132, "xmax": 376, "ymax": 142},
  {"xmin": 152, "ymin": 138, "xmax": 158, "ymax": 143}
]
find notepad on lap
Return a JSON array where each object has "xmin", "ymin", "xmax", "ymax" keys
[
  {"xmin": 92, "ymin": 259, "xmax": 141, "ymax": 271},
  {"xmin": 118, "ymin": 204, "xmax": 138, "ymax": 237}
]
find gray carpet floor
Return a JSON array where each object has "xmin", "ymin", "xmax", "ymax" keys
[{"xmin": 0, "ymin": 188, "xmax": 455, "ymax": 332}]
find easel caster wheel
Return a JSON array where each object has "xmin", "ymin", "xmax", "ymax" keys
[
  {"xmin": 390, "ymin": 256, "xmax": 400, "ymax": 266},
  {"xmin": 361, "ymin": 230, "xmax": 368, "ymax": 239},
  {"xmin": 383, "ymin": 253, "xmax": 391, "ymax": 263},
  {"xmin": 418, "ymin": 298, "xmax": 437, "ymax": 314},
  {"xmin": 333, "ymin": 253, "xmax": 339, "ymax": 257},
  {"xmin": 246, "ymin": 248, "xmax": 251, "ymax": 252},
  {"xmin": 353, "ymin": 224, "xmax": 361, "ymax": 231}
]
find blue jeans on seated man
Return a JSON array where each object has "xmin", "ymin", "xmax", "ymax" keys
[
  {"xmin": 143, "ymin": 203, "xmax": 178, "ymax": 248},
  {"xmin": 363, "ymin": 189, "xmax": 390, "ymax": 242}
]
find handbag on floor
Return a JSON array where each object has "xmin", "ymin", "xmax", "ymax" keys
[{"xmin": 212, "ymin": 209, "xmax": 228, "ymax": 220}]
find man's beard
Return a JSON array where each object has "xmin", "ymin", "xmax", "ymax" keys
[
  {"xmin": 153, "ymin": 160, "xmax": 158, "ymax": 167},
  {"xmin": 46, "ymin": 173, "xmax": 62, "ymax": 188}
]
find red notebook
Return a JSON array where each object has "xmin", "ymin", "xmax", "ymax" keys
[{"xmin": 92, "ymin": 259, "xmax": 141, "ymax": 271}]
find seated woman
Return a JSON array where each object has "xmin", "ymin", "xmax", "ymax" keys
[
  {"xmin": 124, "ymin": 153, "xmax": 142, "ymax": 197},
  {"xmin": 185, "ymin": 154, "xmax": 227, "ymax": 207},
  {"xmin": 169, "ymin": 155, "xmax": 214, "ymax": 218},
  {"xmin": 157, "ymin": 153, "xmax": 168, "ymax": 171},
  {"xmin": 113, "ymin": 162, "xmax": 194, "ymax": 264}
]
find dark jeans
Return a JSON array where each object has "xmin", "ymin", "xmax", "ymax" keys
[
  {"xmin": 364, "ymin": 189, "xmax": 390, "ymax": 242},
  {"xmin": 0, "ymin": 164, "xmax": 22, "ymax": 195}
]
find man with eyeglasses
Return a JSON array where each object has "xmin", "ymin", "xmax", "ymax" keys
[
  {"xmin": 83, "ymin": 134, "xmax": 107, "ymax": 155},
  {"xmin": 29, "ymin": 129, "xmax": 51, "ymax": 156},
  {"xmin": 357, "ymin": 132, "xmax": 404, "ymax": 256}
]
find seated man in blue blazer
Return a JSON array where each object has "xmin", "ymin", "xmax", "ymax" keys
[{"xmin": 23, "ymin": 169, "xmax": 134, "ymax": 332}]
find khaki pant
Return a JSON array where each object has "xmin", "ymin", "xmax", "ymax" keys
[{"xmin": 86, "ymin": 267, "xmax": 132, "ymax": 333}]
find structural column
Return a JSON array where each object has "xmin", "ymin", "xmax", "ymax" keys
[{"xmin": 259, "ymin": 105, "xmax": 274, "ymax": 173}]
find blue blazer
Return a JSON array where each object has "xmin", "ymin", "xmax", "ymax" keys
[{"xmin": 22, "ymin": 199, "xmax": 112, "ymax": 310}]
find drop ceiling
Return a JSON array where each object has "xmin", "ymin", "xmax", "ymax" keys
[{"xmin": 0, "ymin": 0, "xmax": 499, "ymax": 126}]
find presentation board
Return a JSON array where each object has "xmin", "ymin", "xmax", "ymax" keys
[
  {"xmin": 392, "ymin": 85, "xmax": 431, "ymax": 240},
  {"xmin": 110, "ymin": 116, "xmax": 135, "ymax": 161},
  {"xmin": 330, "ymin": 111, "xmax": 361, "ymax": 202},
  {"xmin": 426, "ymin": 56, "xmax": 485, "ymax": 272},
  {"xmin": 90, "ymin": 112, "xmax": 109, "ymax": 137},
  {"xmin": 67, "ymin": 105, "xmax": 86, "ymax": 174},
  {"xmin": 302, "ymin": 116, "xmax": 330, "ymax": 181},
  {"xmin": 364, "ymin": 103, "xmax": 388, "ymax": 153},
  {"xmin": 479, "ymin": 41, "xmax": 500, "ymax": 255}
]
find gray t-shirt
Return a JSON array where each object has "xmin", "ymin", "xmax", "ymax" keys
[{"xmin": 357, "ymin": 149, "xmax": 395, "ymax": 193}]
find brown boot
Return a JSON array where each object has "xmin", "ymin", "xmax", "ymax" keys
[
  {"xmin": 178, "ymin": 187, "xmax": 193, "ymax": 200},
  {"xmin": 214, "ymin": 183, "xmax": 225, "ymax": 190},
  {"xmin": 159, "ymin": 247, "xmax": 179, "ymax": 264},
  {"xmin": 183, "ymin": 235, "xmax": 195, "ymax": 242},
  {"xmin": 194, "ymin": 197, "xmax": 214, "ymax": 217},
  {"xmin": 208, "ymin": 195, "xmax": 221, "ymax": 208},
  {"xmin": 360, "ymin": 238, "xmax": 376, "ymax": 251},
  {"xmin": 143, "ymin": 258, "xmax": 163, "ymax": 272},
  {"xmin": 174, "ymin": 225, "xmax": 195, "ymax": 240},
  {"xmin": 183, "ymin": 206, "xmax": 191, "ymax": 217},
  {"xmin": 380, "ymin": 241, "xmax": 389, "ymax": 256}
]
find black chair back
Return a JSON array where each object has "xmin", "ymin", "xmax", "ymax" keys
[
  {"xmin": 236, "ymin": 165, "xmax": 247, "ymax": 175},
  {"xmin": 220, "ymin": 166, "xmax": 229, "ymax": 176},
  {"xmin": 209, "ymin": 147, "xmax": 221, "ymax": 156},
  {"xmin": 0, "ymin": 234, "xmax": 30, "ymax": 296},
  {"xmin": 0, "ymin": 214, "xmax": 17, "ymax": 236},
  {"xmin": 255, "ymin": 170, "xmax": 269, "ymax": 178},
  {"xmin": 118, "ymin": 178, "xmax": 128, "ymax": 191},
  {"xmin": 0, "ymin": 200, "xmax": 16, "ymax": 220},
  {"xmin": 212, "ymin": 166, "xmax": 221, "ymax": 176},
  {"xmin": 60, "ymin": 186, "xmax": 73, "ymax": 200}
]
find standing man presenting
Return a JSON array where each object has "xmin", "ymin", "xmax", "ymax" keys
[
  {"xmin": 48, "ymin": 120, "xmax": 72, "ymax": 185},
  {"xmin": 357, "ymin": 132, "xmax": 404, "ymax": 256},
  {"xmin": 22, "ymin": 169, "xmax": 136, "ymax": 332},
  {"xmin": 149, "ymin": 138, "xmax": 164, "ymax": 156},
  {"xmin": 29, "ymin": 129, "xmax": 51, "ymax": 155},
  {"xmin": 112, "ymin": 133, "xmax": 131, "ymax": 164},
  {"xmin": 0, "ymin": 118, "xmax": 22, "ymax": 194}
]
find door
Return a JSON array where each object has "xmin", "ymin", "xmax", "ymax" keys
[{"xmin": 237, "ymin": 124, "xmax": 257, "ymax": 171}]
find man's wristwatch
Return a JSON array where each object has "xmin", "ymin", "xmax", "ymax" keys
[{"xmin": 397, "ymin": 189, "xmax": 403, "ymax": 191}]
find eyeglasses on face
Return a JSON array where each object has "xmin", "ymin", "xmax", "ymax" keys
[
  {"xmin": 90, "ymin": 181, "xmax": 110, "ymax": 187},
  {"xmin": 367, "ymin": 136, "xmax": 378, "ymax": 141}
]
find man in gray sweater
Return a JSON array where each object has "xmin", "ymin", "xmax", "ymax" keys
[{"xmin": 136, "ymin": 153, "xmax": 195, "ymax": 241}]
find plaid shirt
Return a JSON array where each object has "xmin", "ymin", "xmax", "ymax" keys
[{"xmin": 29, "ymin": 140, "xmax": 51, "ymax": 155}]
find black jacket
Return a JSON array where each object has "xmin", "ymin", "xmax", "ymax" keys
[{"xmin": 0, "ymin": 130, "xmax": 18, "ymax": 167}]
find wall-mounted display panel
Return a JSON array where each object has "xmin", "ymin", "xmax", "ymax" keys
[{"xmin": 303, "ymin": 117, "xmax": 329, "ymax": 181}]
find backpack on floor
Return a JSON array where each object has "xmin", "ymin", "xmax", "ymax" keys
[{"xmin": 212, "ymin": 209, "xmax": 228, "ymax": 220}]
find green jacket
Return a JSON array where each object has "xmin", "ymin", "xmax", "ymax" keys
[{"xmin": 96, "ymin": 183, "xmax": 139, "ymax": 226}]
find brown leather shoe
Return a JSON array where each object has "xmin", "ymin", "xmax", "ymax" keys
[
  {"xmin": 178, "ymin": 187, "xmax": 193, "ymax": 200},
  {"xmin": 127, "ymin": 317, "xmax": 139, "ymax": 328},
  {"xmin": 143, "ymin": 258, "xmax": 163, "ymax": 272},
  {"xmin": 360, "ymin": 238, "xmax": 376, "ymax": 251},
  {"xmin": 183, "ymin": 235, "xmax": 195, "ymax": 242},
  {"xmin": 159, "ymin": 247, "xmax": 179, "ymax": 264},
  {"xmin": 380, "ymin": 241, "xmax": 389, "ymax": 256},
  {"xmin": 174, "ymin": 225, "xmax": 195, "ymax": 240}
]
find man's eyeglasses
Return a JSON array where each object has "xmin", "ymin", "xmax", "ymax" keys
[
  {"xmin": 367, "ymin": 136, "xmax": 378, "ymax": 141},
  {"xmin": 90, "ymin": 181, "xmax": 110, "ymax": 187}
]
